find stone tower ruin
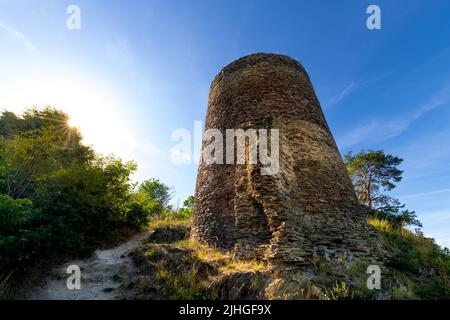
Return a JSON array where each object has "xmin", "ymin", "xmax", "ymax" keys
[{"xmin": 192, "ymin": 53, "xmax": 382, "ymax": 268}]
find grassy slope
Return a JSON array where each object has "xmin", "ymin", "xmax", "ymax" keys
[
  {"xmin": 131, "ymin": 218, "xmax": 270, "ymax": 300},
  {"xmin": 369, "ymin": 218, "xmax": 449, "ymax": 299},
  {"xmin": 130, "ymin": 217, "xmax": 449, "ymax": 300}
]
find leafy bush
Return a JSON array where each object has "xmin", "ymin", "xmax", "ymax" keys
[
  {"xmin": 171, "ymin": 195, "xmax": 194, "ymax": 220},
  {"xmin": 126, "ymin": 192, "xmax": 162, "ymax": 229},
  {"xmin": 172, "ymin": 208, "xmax": 193, "ymax": 220},
  {"xmin": 0, "ymin": 194, "xmax": 53, "ymax": 291}
]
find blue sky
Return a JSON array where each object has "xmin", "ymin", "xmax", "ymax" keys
[{"xmin": 1, "ymin": 0, "xmax": 449, "ymax": 248}]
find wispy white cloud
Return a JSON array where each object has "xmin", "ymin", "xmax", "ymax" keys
[
  {"xmin": 420, "ymin": 210, "xmax": 450, "ymax": 224},
  {"xmin": 409, "ymin": 45, "xmax": 450, "ymax": 75},
  {"xmin": 327, "ymin": 81, "xmax": 357, "ymax": 106},
  {"xmin": 396, "ymin": 128, "xmax": 450, "ymax": 182},
  {"xmin": 336, "ymin": 120, "xmax": 378, "ymax": 148},
  {"xmin": 399, "ymin": 188, "xmax": 450, "ymax": 201},
  {"xmin": 0, "ymin": 20, "xmax": 38, "ymax": 53},
  {"xmin": 325, "ymin": 73, "xmax": 392, "ymax": 107},
  {"xmin": 337, "ymin": 85, "xmax": 450, "ymax": 148}
]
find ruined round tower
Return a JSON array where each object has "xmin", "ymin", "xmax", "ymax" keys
[{"xmin": 192, "ymin": 53, "xmax": 382, "ymax": 267}]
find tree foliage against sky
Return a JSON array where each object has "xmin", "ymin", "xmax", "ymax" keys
[
  {"xmin": 139, "ymin": 178, "xmax": 174, "ymax": 210},
  {"xmin": 344, "ymin": 150, "xmax": 403, "ymax": 210},
  {"xmin": 345, "ymin": 150, "xmax": 421, "ymax": 228}
]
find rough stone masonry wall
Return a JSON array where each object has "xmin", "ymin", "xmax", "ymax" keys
[{"xmin": 192, "ymin": 53, "xmax": 384, "ymax": 269}]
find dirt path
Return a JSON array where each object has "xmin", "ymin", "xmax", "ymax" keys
[{"xmin": 27, "ymin": 231, "xmax": 150, "ymax": 300}]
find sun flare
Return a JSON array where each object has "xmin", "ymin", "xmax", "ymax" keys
[
  {"xmin": 1, "ymin": 72, "xmax": 135, "ymax": 158},
  {"xmin": 67, "ymin": 116, "xmax": 80, "ymax": 128}
]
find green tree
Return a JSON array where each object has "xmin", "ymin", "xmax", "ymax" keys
[
  {"xmin": 174, "ymin": 195, "xmax": 194, "ymax": 220},
  {"xmin": 126, "ymin": 193, "xmax": 160, "ymax": 229},
  {"xmin": 183, "ymin": 195, "xmax": 194, "ymax": 208},
  {"xmin": 344, "ymin": 150, "xmax": 403, "ymax": 209},
  {"xmin": 139, "ymin": 179, "xmax": 173, "ymax": 210},
  {"xmin": 0, "ymin": 111, "xmax": 22, "ymax": 137},
  {"xmin": 344, "ymin": 150, "xmax": 421, "ymax": 228},
  {"xmin": 0, "ymin": 108, "xmax": 91, "ymax": 199}
]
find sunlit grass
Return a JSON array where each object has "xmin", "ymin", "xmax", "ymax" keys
[
  {"xmin": 171, "ymin": 238, "xmax": 268, "ymax": 274},
  {"xmin": 134, "ymin": 217, "xmax": 270, "ymax": 299},
  {"xmin": 148, "ymin": 216, "xmax": 191, "ymax": 230}
]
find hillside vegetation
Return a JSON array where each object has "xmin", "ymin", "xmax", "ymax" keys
[
  {"xmin": 128, "ymin": 218, "xmax": 271, "ymax": 300},
  {"xmin": 128, "ymin": 217, "xmax": 449, "ymax": 300},
  {"xmin": 0, "ymin": 108, "xmax": 191, "ymax": 297},
  {"xmin": 369, "ymin": 218, "xmax": 449, "ymax": 299}
]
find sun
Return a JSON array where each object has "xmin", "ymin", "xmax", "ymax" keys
[{"xmin": 67, "ymin": 116, "xmax": 80, "ymax": 128}]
